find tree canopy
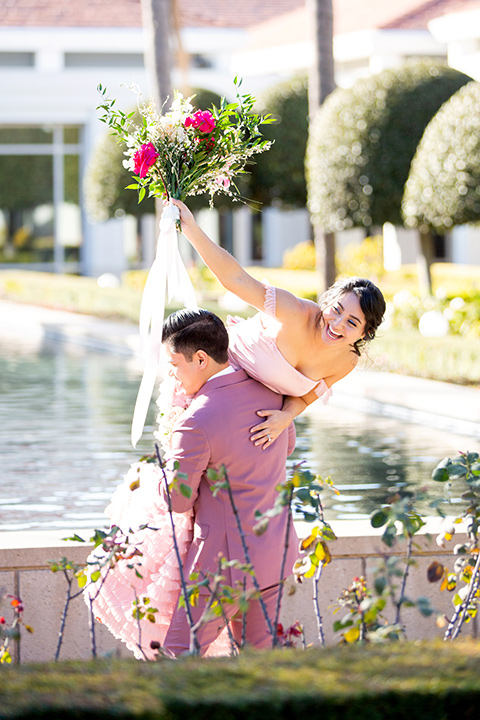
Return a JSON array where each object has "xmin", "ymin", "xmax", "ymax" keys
[
  {"xmin": 247, "ymin": 76, "xmax": 308, "ymax": 209},
  {"xmin": 306, "ymin": 60, "xmax": 472, "ymax": 232},
  {"xmin": 402, "ymin": 80, "xmax": 480, "ymax": 233}
]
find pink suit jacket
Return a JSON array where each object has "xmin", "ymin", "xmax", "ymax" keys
[{"xmin": 161, "ymin": 368, "xmax": 298, "ymax": 592}]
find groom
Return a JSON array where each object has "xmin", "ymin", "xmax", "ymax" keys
[{"xmin": 159, "ymin": 308, "xmax": 297, "ymax": 656}]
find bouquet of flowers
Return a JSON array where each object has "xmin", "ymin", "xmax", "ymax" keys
[{"xmin": 96, "ymin": 77, "xmax": 275, "ymax": 206}]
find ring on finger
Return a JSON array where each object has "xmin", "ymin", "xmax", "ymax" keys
[{"xmin": 267, "ymin": 434, "xmax": 271, "ymax": 442}]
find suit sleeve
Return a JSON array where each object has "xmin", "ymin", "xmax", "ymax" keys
[
  {"xmin": 159, "ymin": 415, "xmax": 210, "ymax": 513},
  {"xmin": 287, "ymin": 422, "xmax": 296, "ymax": 456}
]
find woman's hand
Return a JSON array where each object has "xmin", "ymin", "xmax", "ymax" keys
[
  {"xmin": 169, "ymin": 198, "xmax": 196, "ymax": 233},
  {"xmin": 250, "ymin": 408, "xmax": 293, "ymax": 450}
]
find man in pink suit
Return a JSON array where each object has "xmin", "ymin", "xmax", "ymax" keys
[{"xmin": 160, "ymin": 308, "xmax": 297, "ymax": 656}]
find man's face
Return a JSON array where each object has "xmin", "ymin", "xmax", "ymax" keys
[{"xmin": 164, "ymin": 344, "xmax": 205, "ymax": 396}]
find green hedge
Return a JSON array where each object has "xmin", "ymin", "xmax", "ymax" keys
[{"xmin": 1, "ymin": 642, "xmax": 480, "ymax": 719}]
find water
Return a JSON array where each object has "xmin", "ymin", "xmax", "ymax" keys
[{"xmin": 0, "ymin": 340, "xmax": 477, "ymax": 531}]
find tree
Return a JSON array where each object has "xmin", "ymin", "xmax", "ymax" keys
[
  {"xmin": 141, "ymin": 0, "xmax": 174, "ymax": 227},
  {"xmin": 307, "ymin": 0, "xmax": 336, "ymax": 293},
  {"xmin": 306, "ymin": 60, "xmax": 472, "ymax": 294},
  {"xmin": 403, "ymin": 81, "xmax": 480, "ymax": 232},
  {"xmin": 140, "ymin": 0, "xmax": 173, "ymax": 108},
  {"xmin": 247, "ymin": 77, "xmax": 308, "ymax": 209}
]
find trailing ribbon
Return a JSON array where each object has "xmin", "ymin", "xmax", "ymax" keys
[{"xmin": 131, "ymin": 203, "xmax": 198, "ymax": 447}]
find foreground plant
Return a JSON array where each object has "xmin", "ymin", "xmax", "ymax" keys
[
  {"xmin": 0, "ymin": 592, "xmax": 33, "ymax": 664},
  {"xmin": 428, "ymin": 451, "xmax": 480, "ymax": 640},
  {"xmin": 289, "ymin": 467, "xmax": 338, "ymax": 646},
  {"xmin": 334, "ymin": 491, "xmax": 436, "ymax": 644}
]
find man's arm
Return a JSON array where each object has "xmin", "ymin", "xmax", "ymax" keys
[{"xmin": 159, "ymin": 417, "xmax": 210, "ymax": 513}]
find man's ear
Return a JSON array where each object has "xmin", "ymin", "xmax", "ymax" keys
[{"xmin": 195, "ymin": 349, "xmax": 209, "ymax": 367}]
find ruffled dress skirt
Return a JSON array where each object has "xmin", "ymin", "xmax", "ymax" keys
[{"xmin": 84, "ymin": 378, "xmax": 230, "ymax": 659}]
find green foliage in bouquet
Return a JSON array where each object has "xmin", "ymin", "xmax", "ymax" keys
[{"xmin": 96, "ymin": 78, "xmax": 275, "ymax": 206}]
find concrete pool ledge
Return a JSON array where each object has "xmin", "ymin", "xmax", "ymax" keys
[{"xmin": 0, "ymin": 518, "xmax": 472, "ymax": 663}]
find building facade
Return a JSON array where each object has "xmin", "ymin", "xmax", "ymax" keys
[{"xmin": 0, "ymin": 0, "xmax": 478, "ymax": 277}]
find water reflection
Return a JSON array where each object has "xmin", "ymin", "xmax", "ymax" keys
[
  {"xmin": 1, "ymin": 339, "xmax": 155, "ymax": 531},
  {"xmin": 0, "ymin": 340, "xmax": 476, "ymax": 531},
  {"xmin": 290, "ymin": 406, "xmax": 475, "ymax": 520}
]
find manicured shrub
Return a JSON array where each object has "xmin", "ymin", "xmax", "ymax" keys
[
  {"xmin": 403, "ymin": 81, "xmax": 480, "ymax": 231},
  {"xmin": 306, "ymin": 60, "xmax": 472, "ymax": 232},
  {"xmin": 248, "ymin": 77, "xmax": 308, "ymax": 208}
]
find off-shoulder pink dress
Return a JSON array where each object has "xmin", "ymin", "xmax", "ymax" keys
[{"xmin": 84, "ymin": 285, "xmax": 331, "ymax": 659}]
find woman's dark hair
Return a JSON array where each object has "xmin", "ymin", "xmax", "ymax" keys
[
  {"xmin": 318, "ymin": 277, "xmax": 386, "ymax": 356},
  {"xmin": 162, "ymin": 308, "xmax": 229, "ymax": 364}
]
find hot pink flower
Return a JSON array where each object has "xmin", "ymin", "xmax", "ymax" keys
[
  {"xmin": 133, "ymin": 142, "xmax": 159, "ymax": 178},
  {"xmin": 184, "ymin": 110, "xmax": 216, "ymax": 134}
]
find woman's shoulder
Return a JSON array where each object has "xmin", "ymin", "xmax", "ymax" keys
[{"xmin": 274, "ymin": 289, "xmax": 318, "ymax": 325}]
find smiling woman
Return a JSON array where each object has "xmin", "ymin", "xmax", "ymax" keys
[{"xmin": 168, "ymin": 199, "xmax": 386, "ymax": 449}]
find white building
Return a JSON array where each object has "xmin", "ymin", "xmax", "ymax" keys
[{"xmin": 0, "ymin": 0, "xmax": 479, "ymax": 276}]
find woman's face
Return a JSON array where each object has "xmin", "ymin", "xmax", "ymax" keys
[{"xmin": 321, "ymin": 291, "xmax": 366, "ymax": 347}]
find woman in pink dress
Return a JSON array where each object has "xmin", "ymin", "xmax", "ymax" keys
[
  {"xmin": 84, "ymin": 200, "xmax": 385, "ymax": 659},
  {"xmin": 171, "ymin": 198, "xmax": 386, "ymax": 449}
]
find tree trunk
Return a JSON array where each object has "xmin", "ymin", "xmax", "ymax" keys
[
  {"xmin": 417, "ymin": 230, "xmax": 434, "ymax": 297},
  {"xmin": 141, "ymin": 0, "xmax": 174, "ymax": 227},
  {"xmin": 307, "ymin": 0, "xmax": 337, "ymax": 296},
  {"xmin": 141, "ymin": 0, "xmax": 173, "ymax": 108}
]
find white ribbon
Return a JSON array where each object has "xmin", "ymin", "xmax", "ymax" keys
[{"xmin": 131, "ymin": 203, "xmax": 198, "ymax": 447}]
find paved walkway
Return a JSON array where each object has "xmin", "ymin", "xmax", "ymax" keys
[{"xmin": 1, "ymin": 299, "xmax": 479, "ymax": 439}]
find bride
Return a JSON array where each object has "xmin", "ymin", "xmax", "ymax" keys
[{"xmin": 84, "ymin": 200, "xmax": 386, "ymax": 659}]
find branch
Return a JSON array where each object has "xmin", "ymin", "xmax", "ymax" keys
[
  {"xmin": 221, "ymin": 466, "xmax": 274, "ymax": 639},
  {"xmin": 272, "ymin": 484, "xmax": 294, "ymax": 648},
  {"xmin": 155, "ymin": 444, "xmax": 199, "ymax": 655}
]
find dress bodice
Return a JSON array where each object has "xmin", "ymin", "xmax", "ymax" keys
[{"xmin": 226, "ymin": 292, "xmax": 331, "ymax": 403}]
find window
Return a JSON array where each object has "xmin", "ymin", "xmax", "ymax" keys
[
  {"xmin": 64, "ymin": 53, "xmax": 144, "ymax": 68},
  {"xmin": 0, "ymin": 52, "xmax": 34, "ymax": 67},
  {"xmin": 0, "ymin": 126, "xmax": 82, "ymax": 268}
]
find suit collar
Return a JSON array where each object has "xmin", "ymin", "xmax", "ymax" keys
[{"xmin": 195, "ymin": 368, "xmax": 248, "ymax": 397}]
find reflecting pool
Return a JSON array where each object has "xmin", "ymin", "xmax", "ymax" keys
[{"xmin": 0, "ymin": 339, "xmax": 476, "ymax": 531}]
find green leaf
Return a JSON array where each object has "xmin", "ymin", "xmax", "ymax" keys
[
  {"xmin": 63, "ymin": 533, "xmax": 85, "ymax": 543},
  {"xmin": 432, "ymin": 466, "xmax": 450, "ymax": 482},
  {"xmin": 179, "ymin": 483, "xmax": 192, "ymax": 499},
  {"xmin": 90, "ymin": 571, "xmax": 101, "ymax": 583},
  {"xmin": 374, "ymin": 576, "xmax": 387, "ymax": 595},
  {"xmin": 382, "ymin": 523, "xmax": 398, "ymax": 548},
  {"xmin": 371, "ymin": 509, "xmax": 389, "ymax": 528}
]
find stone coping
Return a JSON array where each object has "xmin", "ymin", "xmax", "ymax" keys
[{"xmin": 0, "ymin": 516, "xmax": 458, "ymax": 554}]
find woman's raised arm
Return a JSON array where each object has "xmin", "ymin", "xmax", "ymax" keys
[{"xmin": 171, "ymin": 199, "xmax": 305, "ymax": 318}]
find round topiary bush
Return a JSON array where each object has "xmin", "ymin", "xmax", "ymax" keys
[
  {"xmin": 248, "ymin": 76, "xmax": 309, "ymax": 208},
  {"xmin": 402, "ymin": 81, "xmax": 480, "ymax": 232},
  {"xmin": 306, "ymin": 60, "xmax": 472, "ymax": 232}
]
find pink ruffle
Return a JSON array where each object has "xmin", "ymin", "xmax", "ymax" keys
[
  {"xmin": 314, "ymin": 379, "xmax": 332, "ymax": 404},
  {"xmin": 262, "ymin": 282, "xmax": 276, "ymax": 318},
  {"xmin": 84, "ymin": 461, "xmax": 231, "ymax": 659}
]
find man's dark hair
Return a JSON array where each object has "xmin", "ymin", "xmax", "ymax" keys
[{"xmin": 162, "ymin": 309, "xmax": 229, "ymax": 364}]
